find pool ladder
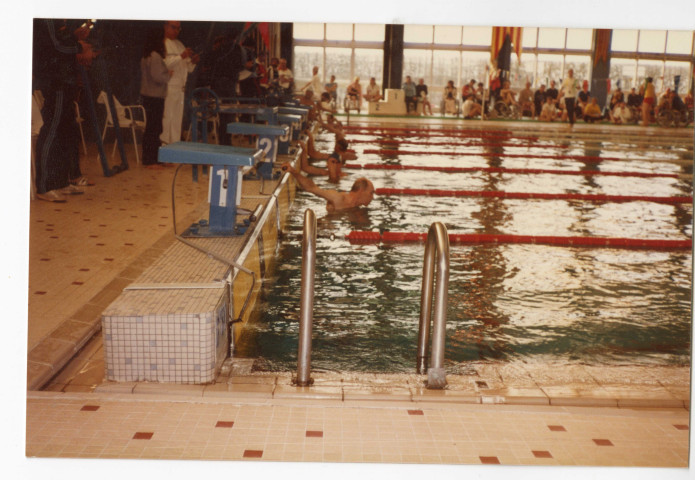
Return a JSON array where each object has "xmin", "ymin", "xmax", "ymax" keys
[
  {"xmin": 295, "ymin": 209, "xmax": 316, "ymax": 386},
  {"xmin": 416, "ymin": 222, "xmax": 450, "ymax": 389},
  {"xmin": 294, "ymin": 215, "xmax": 450, "ymax": 389}
]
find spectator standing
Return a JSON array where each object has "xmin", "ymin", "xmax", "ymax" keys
[
  {"xmin": 140, "ymin": 27, "xmax": 172, "ymax": 166},
  {"xmin": 642, "ymin": 77, "xmax": 656, "ymax": 126},
  {"xmin": 33, "ymin": 19, "xmax": 96, "ymax": 202},
  {"xmin": 301, "ymin": 66, "xmax": 322, "ymax": 100},
  {"xmin": 560, "ymin": 69, "xmax": 580, "ymax": 126},
  {"xmin": 277, "ymin": 58, "xmax": 294, "ymax": 93},
  {"xmin": 161, "ymin": 21, "xmax": 198, "ymax": 145}
]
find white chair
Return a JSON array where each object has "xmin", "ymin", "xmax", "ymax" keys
[
  {"xmin": 74, "ymin": 101, "xmax": 88, "ymax": 155},
  {"xmin": 96, "ymin": 91, "xmax": 146, "ymax": 164}
]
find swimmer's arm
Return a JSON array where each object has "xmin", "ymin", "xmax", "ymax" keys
[{"xmin": 285, "ymin": 164, "xmax": 343, "ymax": 204}]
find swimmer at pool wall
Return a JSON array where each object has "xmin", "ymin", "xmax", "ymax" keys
[
  {"xmin": 282, "ymin": 163, "xmax": 375, "ymax": 212},
  {"xmin": 296, "ymin": 140, "xmax": 347, "ymax": 183}
]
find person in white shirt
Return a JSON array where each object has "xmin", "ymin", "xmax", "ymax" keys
[
  {"xmin": 559, "ymin": 68, "xmax": 579, "ymax": 126},
  {"xmin": 161, "ymin": 21, "xmax": 198, "ymax": 145},
  {"xmin": 301, "ymin": 66, "xmax": 322, "ymax": 100},
  {"xmin": 365, "ymin": 77, "xmax": 382, "ymax": 102},
  {"xmin": 277, "ymin": 58, "xmax": 294, "ymax": 93},
  {"xmin": 540, "ymin": 97, "xmax": 558, "ymax": 122}
]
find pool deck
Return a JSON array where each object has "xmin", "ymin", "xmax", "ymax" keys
[{"xmin": 21, "ymin": 118, "xmax": 693, "ymax": 473}]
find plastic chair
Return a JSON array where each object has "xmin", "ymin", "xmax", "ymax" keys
[
  {"xmin": 74, "ymin": 101, "xmax": 88, "ymax": 155},
  {"xmin": 96, "ymin": 91, "xmax": 146, "ymax": 164}
]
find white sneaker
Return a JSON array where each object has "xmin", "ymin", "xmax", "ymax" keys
[
  {"xmin": 37, "ymin": 190, "xmax": 67, "ymax": 202},
  {"xmin": 59, "ymin": 184, "xmax": 84, "ymax": 195}
]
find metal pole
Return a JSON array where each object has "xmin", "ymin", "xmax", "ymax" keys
[
  {"xmin": 416, "ymin": 222, "xmax": 450, "ymax": 389},
  {"xmin": 296, "ymin": 209, "xmax": 316, "ymax": 386}
]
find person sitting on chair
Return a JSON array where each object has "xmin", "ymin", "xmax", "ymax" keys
[
  {"xmin": 540, "ymin": 96, "xmax": 558, "ymax": 122},
  {"xmin": 364, "ymin": 77, "xmax": 382, "ymax": 102},
  {"xmin": 443, "ymin": 80, "xmax": 457, "ymax": 115},
  {"xmin": 402, "ymin": 75, "xmax": 418, "ymax": 115},
  {"xmin": 499, "ymin": 80, "xmax": 518, "ymax": 107},
  {"xmin": 518, "ymin": 81, "xmax": 535, "ymax": 117},
  {"xmin": 583, "ymin": 97, "xmax": 603, "ymax": 123}
]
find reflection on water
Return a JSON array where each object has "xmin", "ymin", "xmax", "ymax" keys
[{"xmin": 237, "ymin": 126, "xmax": 693, "ymax": 373}]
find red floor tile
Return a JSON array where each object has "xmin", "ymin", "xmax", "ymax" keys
[
  {"xmin": 72, "ymin": 281, "xmax": 84, "ymax": 285},
  {"xmin": 533, "ymin": 450, "xmax": 553, "ymax": 458},
  {"xmin": 243, "ymin": 450, "xmax": 263, "ymax": 458},
  {"xmin": 133, "ymin": 432, "xmax": 153, "ymax": 440},
  {"xmin": 593, "ymin": 439, "xmax": 613, "ymax": 446},
  {"xmin": 407, "ymin": 410, "xmax": 424, "ymax": 416},
  {"xmin": 674, "ymin": 424, "xmax": 689, "ymax": 430},
  {"xmin": 80, "ymin": 405, "xmax": 100, "ymax": 411},
  {"xmin": 215, "ymin": 421, "xmax": 234, "ymax": 428},
  {"xmin": 79, "ymin": 268, "xmax": 90, "ymax": 272},
  {"xmin": 480, "ymin": 456, "xmax": 500, "ymax": 464},
  {"xmin": 306, "ymin": 431, "xmax": 323, "ymax": 438},
  {"xmin": 34, "ymin": 291, "xmax": 46, "ymax": 295},
  {"xmin": 548, "ymin": 425, "xmax": 566, "ymax": 431}
]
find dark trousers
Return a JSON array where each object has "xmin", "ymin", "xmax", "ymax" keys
[
  {"xmin": 142, "ymin": 95, "xmax": 164, "ymax": 164},
  {"xmin": 405, "ymin": 96, "xmax": 418, "ymax": 113},
  {"xmin": 35, "ymin": 88, "xmax": 79, "ymax": 193},
  {"xmin": 564, "ymin": 97, "xmax": 576, "ymax": 125}
]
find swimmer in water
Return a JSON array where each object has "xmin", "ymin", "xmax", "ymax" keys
[
  {"xmin": 296, "ymin": 137, "xmax": 351, "ymax": 183},
  {"xmin": 282, "ymin": 163, "xmax": 374, "ymax": 212}
]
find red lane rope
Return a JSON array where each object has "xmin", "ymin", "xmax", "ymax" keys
[
  {"xmin": 343, "ymin": 163, "xmax": 679, "ymax": 179},
  {"xmin": 350, "ymin": 138, "xmax": 570, "ymax": 149},
  {"xmin": 343, "ymin": 126, "xmax": 539, "ymax": 141},
  {"xmin": 363, "ymin": 148, "xmax": 622, "ymax": 162},
  {"xmin": 346, "ymin": 231, "xmax": 692, "ymax": 250},
  {"xmin": 375, "ymin": 187, "xmax": 692, "ymax": 204},
  {"xmin": 343, "ymin": 125, "xmax": 514, "ymax": 137}
]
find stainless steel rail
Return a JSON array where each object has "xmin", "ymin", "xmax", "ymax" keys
[
  {"xmin": 416, "ymin": 222, "xmax": 450, "ymax": 389},
  {"xmin": 295, "ymin": 209, "xmax": 317, "ymax": 386}
]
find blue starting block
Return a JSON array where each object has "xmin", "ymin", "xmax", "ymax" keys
[
  {"xmin": 220, "ymin": 104, "xmax": 278, "ymax": 124},
  {"xmin": 278, "ymin": 106, "xmax": 311, "ymax": 131},
  {"xmin": 277, "ymin": 114, "xmax": 302, "ymax": 154},
  {"xmin": 158, "ymin": 142, "xmax": 263, "ymax": 237},
  {"xmin": 225, "ymin": 122, "xmax": 289, "ymax": 180}
]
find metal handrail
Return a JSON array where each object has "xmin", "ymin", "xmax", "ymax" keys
[
  {"xmin": 416, "ymin": 222, "xmax": 450, "ymax": 389},
  {"xmin": 295, "ymin": 209, "xmax": 317, "ymax": 386}
]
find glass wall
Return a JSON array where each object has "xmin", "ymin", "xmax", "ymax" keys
[
  {"xmin": 611, "ymin": 29, "xmax": 694, "ymax": 94},
  {"xmin": 294, "ymin": 24, "xmax": 695, "ymax": 111},
  {"xmin": 293, "ymin": 22, "xmax": 385, "ymax": 101}
]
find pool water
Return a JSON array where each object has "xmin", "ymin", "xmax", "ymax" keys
[{"xmin": 236, "ymin": 123, "xmax": 693, "ymax": 373}]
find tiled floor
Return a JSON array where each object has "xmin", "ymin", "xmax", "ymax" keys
[{"xmin": 19, "ymin": 119, "xmax": 694, "ymax": 477}]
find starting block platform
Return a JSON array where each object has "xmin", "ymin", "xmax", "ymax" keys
[
  {"xmin": 225, "ymin": 122, "xmax": 289, "ymax": 180},
  {"xmin": 159, "ymin": 142, "xmax": 263, "ymax": 237}
]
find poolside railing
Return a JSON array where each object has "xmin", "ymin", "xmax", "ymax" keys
[
  {"xmin": 295, "ymin": 209, "xmax": 317, "ymax": 386},
  {"xmin": 416, "ymin": 222, "xmax": 451, "ymax": 389}
]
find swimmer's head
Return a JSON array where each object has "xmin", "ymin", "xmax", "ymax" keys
[{"xmin": 350, "ymin": 177, "xmax": 375, "ymax": 205}]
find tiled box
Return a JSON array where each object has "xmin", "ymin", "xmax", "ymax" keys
[{"xmin": 102, "ymin": 288, "xmax": 228, "ymax": 384}]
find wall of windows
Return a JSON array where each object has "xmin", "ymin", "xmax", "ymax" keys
[
  {"xmin": 610, "ymin": 29, "xmax": 694, "ymax": 93},
  {"xmin": 294, "ymin": 24, "xmax": 694, "ymax": 109},
  {"xmin": 293, "ymin": 23, "xmax": 385, "ymax": 101}
]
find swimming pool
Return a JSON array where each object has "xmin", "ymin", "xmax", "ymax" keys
[{"xmin": 236, "ymin": 122, "xmax": 693, "ymax": 373}]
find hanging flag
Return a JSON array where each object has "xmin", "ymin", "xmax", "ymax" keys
[
  {"xmin": 491, "ymin": 27, "xmax": 523, "ymax": 61},
  {"xmin": 257, "ymin": 23, "xmax": 270, "ymax": 50},
  {"xmin": 594, "ymin": 29, "xmax": 611, "ymax": 66}
]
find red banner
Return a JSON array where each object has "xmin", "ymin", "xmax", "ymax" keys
[{"xmin": 491, "ymin": 27, "xmax": 523, "ymax": 61}]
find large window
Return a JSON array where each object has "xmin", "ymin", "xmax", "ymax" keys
[
  {"xmin": 293, "ymin": 22, "xmax": 385, "ymax": 99},
  {"xmin": 294, "ymin": 24, "xmax": 695, "ymax": 111},
  {"xmin": 611, "ymin": 28, "xmax": 695, "ymax": 94}
]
